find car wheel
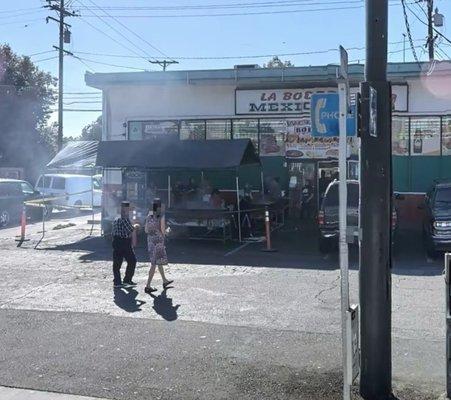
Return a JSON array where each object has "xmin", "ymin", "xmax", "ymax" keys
[
  {"xmin": 0, "ymin": 210, "xmax": 10, "ymax": 227},
  {"xmin": 319, "ymin": 237, "xmax": 333, "ymax": 254}
]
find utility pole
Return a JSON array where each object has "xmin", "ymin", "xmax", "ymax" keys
[
  {"xmin": 427, "ymin": 0, "xmax": 435, "ymax": 61},
  {"xmin": 45, "ymin": 0, "xmax": 77, "ymax": 151},
  {"xmin": 403, "ymin": 33, "xmax": 406, "ymax": 63},
  {"xmin": 149, "ymin": 60, "xmax": 179, "ymax": 71},
  {"xmin": 360, "ymin": 0, "xmax": 392, "ymax": 398}
]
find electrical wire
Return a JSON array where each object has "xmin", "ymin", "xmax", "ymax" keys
[
  {"xmin": 80, "ymin": 0, "xmax": 173, "ymax": 60},
  {"xmin": 33, "ymin": 56, "xmax": 59, "ymax": 63},
  {"xmin": 401, "ymin": 0, "xmax": 421, "ymax": 66},
  {"xmin": 71, "ymin": 55, "xmax": 149, "ymax": 71},
  {"xmin": 75, "ymin": 0, "xmax": 158, "ymax": 63}
]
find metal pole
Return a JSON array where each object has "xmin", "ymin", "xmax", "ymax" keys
[
  {"xmin": 260, "ymin": 171, "xmax": 264, "ymax": 195},
  {"xmin": 360, "ymin": 0, "xmax": 392, "ymax": 398},
  {"xmin": 57, "ymin": 0, "xmax": 65, "ymax": 151},
  {"xmin": 338, "ymin": 79, "xmax": 350, "ymax": 400},
  {"xmin": 235, "ymin": 175, "xmax": 242, "ymax": 243},
  {"xmin": 90, "ymin": 171, "xmax": 95, "ymax": 236},
  {"xmin": 427, "ymin": 0, "xmax": 434, "ymax": 61}
]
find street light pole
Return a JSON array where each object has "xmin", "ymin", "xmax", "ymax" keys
[{"xmin": 360, "ymin": 0, "xmax": 393, "ymax": 398}]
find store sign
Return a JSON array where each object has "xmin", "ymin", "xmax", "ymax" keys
[
  {"xmin": 235, "ymin": 88, "xmax": 336, "ymax": 115},
  {"xmin": 310, "ymin": 93, "xmax": 357, "ymax": 137},
  {"xmin": 285, "ymin": 118, "xmax": 340, "ymax": 159}
]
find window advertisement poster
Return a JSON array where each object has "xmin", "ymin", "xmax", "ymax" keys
[
  {"xmin": 259, "ymin": 119, "xmax": 286, "ymax": 156},
  {"xmin": 285, "ymin": 118, "xmax": 341, "ymax": 159},
  {"xmin": 442, "ymin": 117, "xmax": 451, "ymax": 156},
  {"xmin": 410, "ymin": 117, "xmax": 441, "ymax": 156},
  {"xmin": 143, "ymin": 121, "xmax": 179, "ymax": 139},
  {"xmin": 392, "ymin": 117, "xmax": 409, "ymax": 156}
]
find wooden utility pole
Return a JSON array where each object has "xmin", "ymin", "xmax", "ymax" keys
[
  {"xmin": 45, "ymin": 0, "xmax": 77, "ymax": 151},
  {"xmin": 360, "ymin": 0, "xmax": 393, "ymax": 398},
  {"xmin": 149, "ymin": 60, "xmax": 179, "ymax": 71}
]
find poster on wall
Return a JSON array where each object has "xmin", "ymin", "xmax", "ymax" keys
[{"xmin": 284, "ymin": 118, "xmax": 342, "ymax": 159}]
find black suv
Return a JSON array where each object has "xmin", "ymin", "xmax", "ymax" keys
[
  {"xmin": 0, "ymin": 179, "xmax": 43, "ymax": 227},
  {"xmin": 421, "ymin": 181, "xmax": 451, "ymax": 258}
]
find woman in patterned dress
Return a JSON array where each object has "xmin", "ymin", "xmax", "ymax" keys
[{"xmin": 144, "ymin": 199, "xmax": 173, "ymax": 294}]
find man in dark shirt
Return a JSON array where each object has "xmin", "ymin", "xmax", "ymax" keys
[{"xmin": 112, "ymin": 201, "xmax": 138, "ymax": 288}]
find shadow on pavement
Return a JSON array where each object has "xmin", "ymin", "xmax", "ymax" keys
[
  {"xmin": 42, "ymin": 221, "xmax": 444, "ymax": 275},
  {"xmin": 113, "ymin": 287, "xmax": 146, "ymax": 313},
  {"xmin": 148, "ymin": 288, "xmax": 180, "ymax": 321}
]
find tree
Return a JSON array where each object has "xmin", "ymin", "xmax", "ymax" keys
[
  {"xmin": 0, "ymin": 44, "xmax": 57, "ymax": 180},
  {"xmin": 81, "ymin": 115, "xmax": 102, "ymax": 141},
  {"xmin": 263, "ymin": 56, "xmax": 294, "ymax": 68}
]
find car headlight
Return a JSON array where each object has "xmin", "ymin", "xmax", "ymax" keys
[{"xmin": 434, "ymin": 220, "xmax": 451, "ymax": 228}]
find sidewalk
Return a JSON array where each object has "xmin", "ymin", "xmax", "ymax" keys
[{"xmin": 0, "ymin": 386, "xmax": 107, "ymax": 400}]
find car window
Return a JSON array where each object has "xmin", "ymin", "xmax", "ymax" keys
[
  {"xmin": 52, "ymin": 177, "xmax": 66, "ymax": 190},
  {"xmin": 92, "ymin": 178, "xmax": 101, "ymax": 190},
  {"xmin": 434, "ymin": 187, "xmax": 451, "ymax": 204},
  {"xmin": 37, "ymin": 176, "xmax": 52, "ymax": 188},
  {"xmin": 20, "ymin": 182, "xmax": 34, "ymax": 195},
  {"xmin": 324, "ymin": 184, "xmax": 359, "ymax": 207},
  {"xmin": 0, "ymin": 182, "xmax": 21, "ymax": 196}
]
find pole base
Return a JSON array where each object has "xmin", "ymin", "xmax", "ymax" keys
[{"xmin": 261, "ymin": 248, "xmax": 277, "ymax": 252}]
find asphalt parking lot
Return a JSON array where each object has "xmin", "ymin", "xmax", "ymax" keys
[{"xmin": 0, "ymin": 211, "xmax": 447, "ymax": 399}]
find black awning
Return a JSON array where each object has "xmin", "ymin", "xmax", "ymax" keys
[
  {"xmin": 96, "ymin": 139, "xmax": 260, "ymax": 170},
  {"xmin": 47, "ymin": 141, "xmax": 99, "ymax": 170}
]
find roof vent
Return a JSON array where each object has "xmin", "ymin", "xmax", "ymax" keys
[{"xmin": 234, "ymin": 64, "xmax": 260, "ymax": 69}]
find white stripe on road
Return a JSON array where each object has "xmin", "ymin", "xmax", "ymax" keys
[
  {"xmin": 0, "ymin": 386, "xmax": 107, "ymax": 400},
  {"xmin": 224, "ymin": 242, "xmax": 251, "ymax": 257}
]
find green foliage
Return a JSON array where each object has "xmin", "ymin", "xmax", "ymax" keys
[
  {"xmin": 81, "ymin": 115, "xmax": 102, "ymax": 141},
  {"xmin": 263, "ymin": 56, "xmax": 294, "ymax": 68},
  {"xmin": 0, "ymin": 44, "xmax": 57, "ymax": 179}
]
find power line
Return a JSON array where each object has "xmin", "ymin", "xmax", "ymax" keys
[
  {"xmin": 72, "ymin": 55, "xmax": 149, "ymax": 70},
  {"xmin": 75, "ymin": 0, "xmax": 158, "ymax": 63},
  {"xmin": 33, "ymin": 55, "xmax": 59, "ymax": 63},
  {"xmin": 69, "ymin": 38, "xmax": 425, "ymax": 61},
  {"xmin": 74, "ymin": 1, "xmax": 408, "ymax": 18},
  {"xmin": 80, "ymin": 0, "xmax": 172, "ymax": 60},
  {"xmin": 401, "ymin": 0, "xmax": 421, "ymax": 65}
]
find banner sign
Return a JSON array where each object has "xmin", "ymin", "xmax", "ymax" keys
[{"xmin": 236, "ymin": 88, "xmax": 336, "ymax": 115}]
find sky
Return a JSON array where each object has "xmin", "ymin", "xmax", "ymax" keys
[{"xmin": 1, "ymin": 0, "xmax": 451, "ymax": 138}]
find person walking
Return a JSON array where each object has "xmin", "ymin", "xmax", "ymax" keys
[
  {"xmin": 112, "ymin": 201, "xmax": 138, "ymax": 288},
  {"xmin": 144, "ymin": 199, "xmax": 173, "ymax": 294}
]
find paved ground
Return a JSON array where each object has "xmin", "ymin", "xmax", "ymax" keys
[
  {"xmin": 0, "ymin": 211, "xmax": 446, "ymax": 399},
  {"xmin": 0, "ymin": 386, "xmax": 107, "ymax": 400}
]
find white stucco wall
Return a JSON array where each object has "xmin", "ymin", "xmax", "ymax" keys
[
  {"xmin": 101, "ymin": 73, "xmax": 451, "ymax": 141},
  {"xmin": 105, "ymin": 84, "xmax": 236, "ymax": 140}
]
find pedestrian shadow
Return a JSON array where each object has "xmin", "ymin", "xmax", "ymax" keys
[
  {"xmin": 149, "ymin": 289, "xmax": 180, "ymax": 321},
  {"xmin": 113, "ymin": 287, "xmax": 146, "ymax": 313}
]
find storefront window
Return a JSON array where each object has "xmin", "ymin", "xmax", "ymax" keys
[
  {"xmin": 410, "ymin": 117, "xmax": 441, "ymax": 156},
  {"xmin": 206, "ymin": 120, "xmax": 231, "ymax": 140},
  {"xmin": 142, "ymin": 120, "xmax": 178, "ymax": 140},
  {"xmin": 259, "ymin": 119, "xmax": 286, "ymax": 156},
  {"xmin": 128, "ymin": 121, "xmax": 142, "ymax": 140},
  {"xmin": 392, "ymin": 116, "xmax": 409, "ymax": 155},
  {"xmin": 232, "ymin": 119, "xmax": 259, "ymax": 151},
  {"xmin": 442, "ymin": 117, "xmax": 451, "ymax": 156},
  {"xmin": 180, "ymin": 120, "xmax": 206, "ymax": 140}
]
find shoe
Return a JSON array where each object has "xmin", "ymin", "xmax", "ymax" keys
[
  {"xmin": 144, "ymin": 286, "xmax": 157, "ymax": 294},
  {"xmin": 123, "ymin": 280, "xmax": 137, "ymax": 287},
  {"xmin": 114, "ymin": 283, "xmax": 123, "ymax": 288},
  {"xmin": 163, "ymin": 280, "xmax": 174, "ymax": 289}
]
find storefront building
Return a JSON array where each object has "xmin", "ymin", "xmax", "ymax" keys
[{"xmin": 86, "ymin": 61, "xmax": 451, "ymax": 228}]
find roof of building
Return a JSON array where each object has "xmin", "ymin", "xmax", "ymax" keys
[
  {"xmin": 85, "ymin": 61, "xmax": 451, "ymax": 89},
  {"xmin": 96, "ymin": 139, "xmax": 260, "ymax": 170}
]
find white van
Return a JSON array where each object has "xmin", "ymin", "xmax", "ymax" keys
[{"xmin": 35, "ymin": 174, "xmax": 102, "ymax": 209}]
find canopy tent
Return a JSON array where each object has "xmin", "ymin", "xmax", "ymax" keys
[
  {"xmin": 97, "ymin": 139, "xmax": 262, "ymax": 242},
  {"xmin": 95, "ymin": 139, "xmax": 260, "ymax": 170},
  {"xmin": 47, "ymin": 141, "xmax": 99, "ymax": 170}
]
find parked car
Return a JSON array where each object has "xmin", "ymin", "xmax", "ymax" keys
[
  {"xmin": 35, "ymin": 174, "xmax": 102, "ymax": 212},
  {"xmin": 0, "ymin": 179, "xmax": 44, "ymax": 227},
  {"xmin": 317, "ymin": 180, "xmax": 398, "ymax": 253},
  {"xmin": 421, "ymin": 181, "xmax": 451, "ymax": 258}
]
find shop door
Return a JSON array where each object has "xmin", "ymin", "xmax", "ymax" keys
[{"xmin": 288, "ymin": 161, "xmax": 317, "ymax": 219}]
